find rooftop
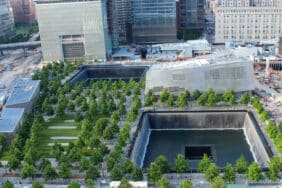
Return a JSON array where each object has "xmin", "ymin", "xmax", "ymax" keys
[
  {"xmin": 186, "ymin": 39, "xmax": 212, "ymax": 50},
  {"xmin": 148, "ymin": 52, "xmax": 249, "ymax": 71},
  {"xmin": 5, "ymin": 79, "xmax": 40, "ymax": 106},
  {"xmin": 152, "ymin": 40, "xmax": 211, "ymax": 51},
  {"xmin": 0, "ymin": 108, "xmax": 24, "ymax": 132},
  {"xmin": 112, "ymin": 48, "xmax": 135, "ymax": 58}
]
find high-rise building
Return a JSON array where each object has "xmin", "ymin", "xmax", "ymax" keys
[
  {"xmin": 35, "ymin": 0, "xmax": 112, "ymax": 62},
  {"xmin": 10, "ymin": 0, "xmax": 36, "ymax": 24},
  {"xmin": 215, "ymin": 0, "xmax": 282, "ymax": 43},
  {"xmin": 111, "ymin": 0, "xmax": 131, "ymax": 47},
  {"xmin": 131, "ymin": 0, "xmax": 177, "ymax": 44},
  {"xmin": 178, "ymin": 0, "xmax": 205, "ymax": 31},
  {"xmin": 0, "ymin": 0, "xmax": 15, "ymax": 43}
]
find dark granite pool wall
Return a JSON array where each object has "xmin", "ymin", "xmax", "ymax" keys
[
  {"xmin": 130, "ymin": 113, "xmax": 151, "ymax": 167},
  {"xmin": 69, "ymin": 64, "xmax": 149, "ymax": 85},
  {"xmin": 130, "ymin": 110, "xmax": 272, "ymax": 169},
  {"xmin": 147, "ymin": 111, "xmax": 246, "ymax": 129},
  {"xmin": 244, "ymin": 112, "xmax": 273, "ymax": 168}
]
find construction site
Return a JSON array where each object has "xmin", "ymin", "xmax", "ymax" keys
[{"xmin": 0, "ymin": 47, "xmax": 43, "ymax": 110}]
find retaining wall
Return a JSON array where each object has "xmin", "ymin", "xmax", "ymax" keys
[
  {"xmin": 147, "ymin": 111, "xmax": 246, "ymax": 129},
  {"xmin": 69, "ymin": 64, "xmax": 148, "ymax": 85},
  {"xmin": 130, "ymin": 110, "xmax": 272, "ymax": 169},
  {"xmin": 130, "ymin": 114, "xmax": 151, "ymax": 167},
  {"xmin": 244, "ymin": 112, "xmax": 272, "ymax": 168}
]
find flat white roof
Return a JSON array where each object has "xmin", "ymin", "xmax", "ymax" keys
[
  {"xmin": 152, "ymin": 40, "xmax": 211, "ymax": 51},
  {"xmin": 186, "ymin": 39, "xmax": 209, "ymax": 44},
  {"xmin": 149, "ymin": 58, "xmax": 210, "ymax": 70},
  {"xmin": 148, "ymin": 53, "xmax": 249, "ymax": 71},
  {"xmin": 112, "ymin": 48, "xmax": 135, "ymax": 58}
]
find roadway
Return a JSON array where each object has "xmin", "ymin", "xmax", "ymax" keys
[{"xmin": 0, "ymin": 41, "xmax": 41, "ymax": 51}]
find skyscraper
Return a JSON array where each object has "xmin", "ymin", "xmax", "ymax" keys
[
  {"xmin": 35, "ymin": 0, "xmax": 112, "ymax": 62},
  {"xmin": 215, "ymin": 0, "xmax": 282, "ymax": 43},
  {"xmin": 131, "ymin": 0, "xmax": 177, "ymax": 44},
  {"xmin": 178, "ymin": 0, "xmax": 205, "ymax": 31},
  {"xmin": 0, "ymin": 0, "xmax": 15, "ymax": 43},
  {"xmin": 10, "ymin": 0, "xmax": 36, "ymax": 24},
  {"xmin": 111, "ymin": 0, "xmax": 131, "ymax": 47}
]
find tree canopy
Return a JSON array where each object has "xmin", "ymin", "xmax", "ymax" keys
[
  {"xmin": 174, "ymin": 154, "xmax": 189, "ymax": 173},
  {"xmin": 247, "ymin": 162, "xmax": 262, "ymax": 182},
  {"xmin": 235, "ymin": 155, "xmax": 248, "ymax": 174},
  {"xmin": 198, "ymin": 154, "xmax": 211, "ymax": 173},
  {"xmin": 179, "ymin": 179, "xmax": 193, "ymax": 188}
]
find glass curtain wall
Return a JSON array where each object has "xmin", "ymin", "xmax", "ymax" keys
[{"xmin": 131, "ymin": 0, "xmax": 177, "ymax": 44}]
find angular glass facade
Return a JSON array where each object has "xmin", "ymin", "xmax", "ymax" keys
[{"xmin": 131, "ymin": 0, "xmax": 177, "ymax": 44}]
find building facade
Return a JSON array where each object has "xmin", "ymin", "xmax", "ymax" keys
[
  {"xmin": 215, "ymin": 0, "xmax": 282, "ymax": 43},
  {"xmin": 36, "ymin": 0, "xmax": 112, "ymax": 62},
  {"xmin": 178, "ymin": 0, "xmax": 205, "ymax": 31},
  {"xmin": 0, "ymin": 0, "xmax": 15, "ymax": 43},
  {"xmin": 218, "ymin": 0, "xmax": 250, "ymax": 7},
  {"xmin": 111, "ymin": 0, "xmax": 131, "ymax": 47},
  {"xmin": 145, "ymin": 55, "xmax": 254, "ymax": 94},
  {"xmin": 10, "ymin": 0, "xmax": 36, "ymax": 24},
  {"xmin": 218, "ymin": 0, "xmax": 281, "ymax": 7},
  {"xmin": 131, "ymin": 0, "xmax": 177, "ymax": 44}
]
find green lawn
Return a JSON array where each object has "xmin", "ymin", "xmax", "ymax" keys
[
  {"xmin": 37, "ymin": 115, "xmax": 81, "ymax": 156},
  {"xmin": 2, "ymin": 114, "xmax": 106, "ymax": 159}
]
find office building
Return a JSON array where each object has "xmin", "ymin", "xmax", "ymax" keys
[
  {"xmin": 215, "ymin": 0, "xmax": 282, "ymax": 43},
  {"xmin": 35, "ymin": 0, "xmax": 112, "ymax": 62},
  {"xmin": 178, "ymin": 0, "xmax": 205, "ymax": 31},
  {"xmin": 145, "ymin": 51, "xmax": 254, "ymax": 94},
  {"xmin": 0, "ymin": 0, "xmax": 15, "ymax": 43},
  {"xmin": 111, "ymin": 0, "xmax": 131, "ymax": 47},
  {"xmin": 131, "ymin": 0, "xmax": 177, "ymax": 44},
  {"xmin": 10, "ymin": 0, "xmax": 36, "ymax": 24}
]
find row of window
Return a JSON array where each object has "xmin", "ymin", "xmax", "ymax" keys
[{"xmin": 220, "ymin": 35, "xmax": 277, "ymax": 40}]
